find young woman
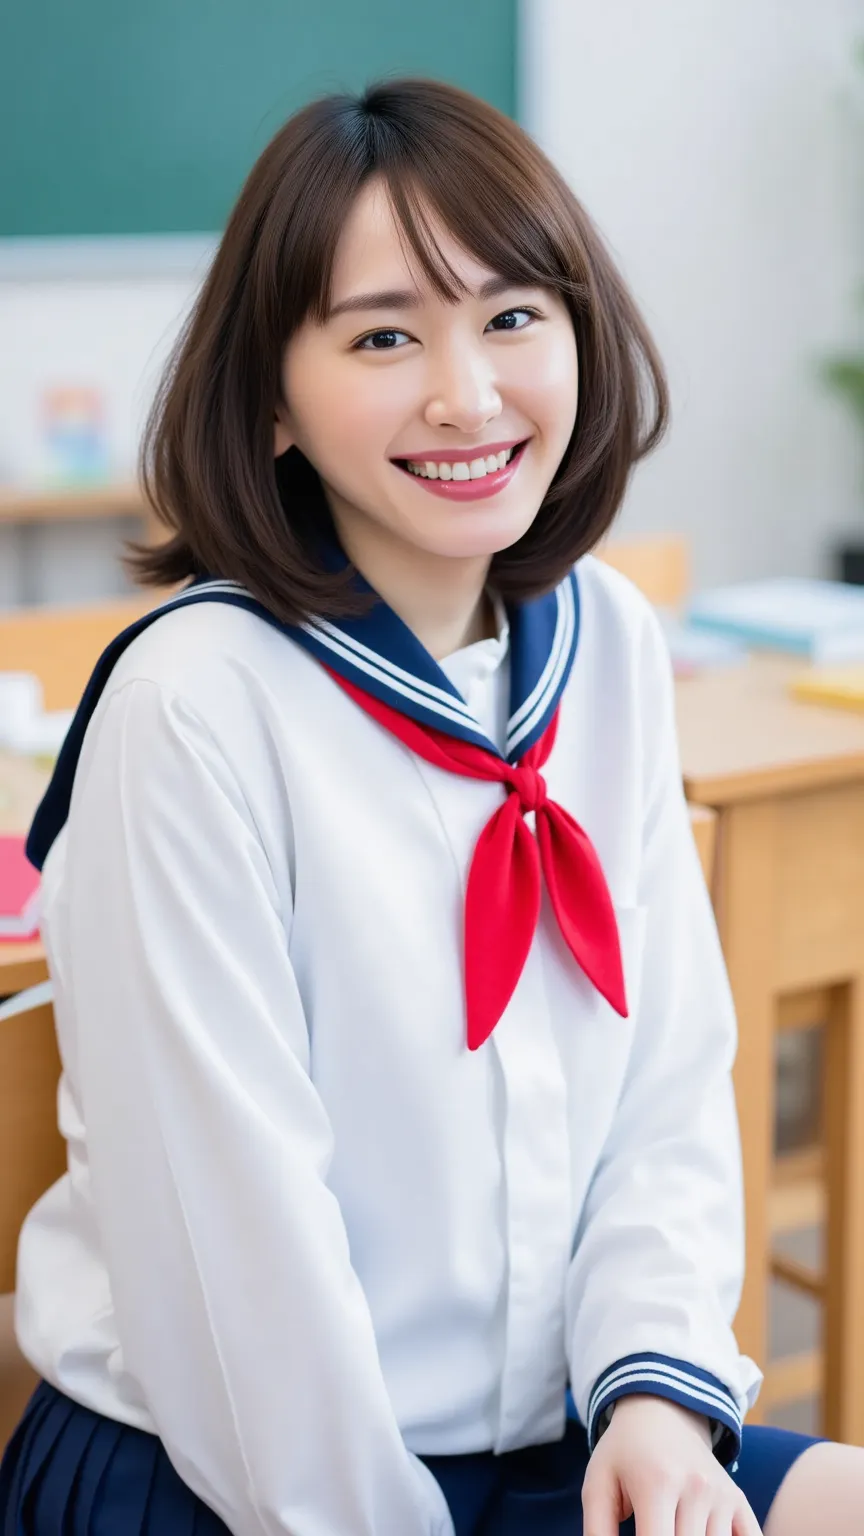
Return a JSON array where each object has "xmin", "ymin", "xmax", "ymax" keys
[{"xmin": 2, "ymin": 78, "xmax": 862, "ymax": 1536}]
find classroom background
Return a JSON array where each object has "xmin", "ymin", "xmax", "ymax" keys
[{"xmin": 2, "ymin": 0, "xmax": 864, "ymax": 1458}]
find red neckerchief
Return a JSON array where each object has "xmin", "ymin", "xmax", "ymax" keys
[{"xmin": 326, "ymin": 670, "xmax": 627, "ymax": 1050}]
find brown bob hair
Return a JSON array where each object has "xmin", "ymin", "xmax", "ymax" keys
[{"xmin": 131, "ymin": 77, "xmax": 668, "ymax": 623}]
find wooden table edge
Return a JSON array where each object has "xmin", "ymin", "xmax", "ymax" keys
[
  {"xmin": 0, "ymin": 946, "xmax": 49, "ymax": 997},
  {"xmin": 684, "ymin": 749, "xmax": 864, "ymax": 807}
]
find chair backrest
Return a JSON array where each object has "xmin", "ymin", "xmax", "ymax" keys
[
  {"xmin": 0, "ymin": 990, "xmax": 65, "ymax": 1292},
  {"xmin": 598, "ymin": 535, "xmax": 690, "ymax": 610},
  {"xmin": 688, "ymin": 803, "xmax": 717, "ymax": 892},
  {"xmin": 0, "ymin": 591, "xmax": 173, "ymax": 712}
]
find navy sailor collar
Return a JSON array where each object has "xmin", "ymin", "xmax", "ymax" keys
[{"xmin": 26, "ymin": 559, "xmax": 580, "ymax": 872}]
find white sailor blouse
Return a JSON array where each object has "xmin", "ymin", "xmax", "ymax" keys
[{"xmin": 15, "ymin": 550, "xmax": 762, "ymax": 1536}]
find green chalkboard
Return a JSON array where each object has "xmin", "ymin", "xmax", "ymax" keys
[{"xmin": 0, "ymin": 0, "xmax": 516, "ymax": 238}]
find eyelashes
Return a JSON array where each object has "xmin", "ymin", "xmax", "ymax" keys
[
  {"xmin": 353, "ymin": 307, "xmax": 543, "ymax": 352},
  {"xmin": 354, "ymin": 328, "xmax": 410, "ymax": 352}
]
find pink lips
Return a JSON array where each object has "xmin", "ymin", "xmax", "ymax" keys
[{"xmin": 393, "ymin": 440, "xmax": 528, "ymax": 501}]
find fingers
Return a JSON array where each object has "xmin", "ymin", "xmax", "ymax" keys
[
  {"xmin": 581, "ymin": 1466, "xmax": 624, "ymax": 1536},
  {"xmin": 676, "ymin": 1491, "xmax": 717, "ymax": 1536},
  {"xmin": 626, "ymin": 1479, "xmax": 744, "ymax": 1536},
  {"xmin": 731, "ymin": 1496, "xmax": 762, "ymax": 1536},
  {"xmin": 704, "ymin": 1493, "xmax": 758, "ymax": 1536},
  {"xmin": 704, "ymin": 1507, "xmax": 736, "ymax": 1536},
  {"xmin": 584, "ymin": 1473, "xmax": 756, "ymax": 1536},
  {"xmin": 624, "ymin": 1476, "xmax": 679, "ymax": 1536}
]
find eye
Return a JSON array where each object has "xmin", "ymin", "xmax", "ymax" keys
[
  {"xmin": 486, "ymin": 307, "xmax": 540, "ymax": 333},
  {"xmin": 354, "ymin": 328, "xmax": 413, "ymax": 351}
]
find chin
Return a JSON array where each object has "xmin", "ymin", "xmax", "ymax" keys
[
  {"xmin": 399, "ymin": 503, "xmax": 534, "ymax": 558},
  {"xmin": 420, "ymin": 523, "xmax": 534, "ymax": 563}
]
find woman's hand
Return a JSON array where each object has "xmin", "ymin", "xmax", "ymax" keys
[{"xmin": 581, "ymin": 1395, "xmax": 761, "ymax": 1535}]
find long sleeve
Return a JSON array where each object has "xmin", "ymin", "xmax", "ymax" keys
[
  {"xmin": 57, "ymin": 678, "xmax": 454, "ymax": 1536},
  {"xmin": 565, "ymin": 606, "xmax": 762, "ymax": 1466}
]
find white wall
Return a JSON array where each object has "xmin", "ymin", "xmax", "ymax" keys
[
  {"xmin": 0, "ymin": 243, "xmax": 208, "ymax": 607},
  {"xmin": 521, "ymin": 0, "xmax": 864, "ymax": 586}
]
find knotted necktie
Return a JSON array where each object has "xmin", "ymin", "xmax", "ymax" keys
[{"xmin": 325, "ymin": 670, "xmax": 628, "ymax": 1051}]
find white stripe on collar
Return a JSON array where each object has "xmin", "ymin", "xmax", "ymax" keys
[
  {"xmin": 301, "ymin": 619, "xmax": 480, "ymax": 729},
  {"xmin": 178, "ymin": 580, "xmax": 480, "ymax": 729},
  {"xmin": 302, "ymin": 616, "xmax": 478, "ymax": 724},
  {"xmin": 506, "ymin": 577, "xmax": 576, "ymax": 756}
]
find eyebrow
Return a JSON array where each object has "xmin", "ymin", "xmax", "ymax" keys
[{"xmin": 326, "ymin": 274, "xmax": 525, "ymax": 321}]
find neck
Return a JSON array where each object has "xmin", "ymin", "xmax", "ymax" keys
[{"xmin": 332, "ymin": 517, "xmax": 496, "ymax": 659}]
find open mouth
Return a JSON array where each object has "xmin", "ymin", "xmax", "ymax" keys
[{"xmin": 392, "ymin": 440, "xmax": 529, "ymax": 482}]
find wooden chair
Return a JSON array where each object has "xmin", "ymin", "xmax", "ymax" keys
[
  {"xmin": 598, "ymin": 534, "xmax": 691, "ymax": 610},
  {"xmin": 0, "ymin": 591, "xmax": 173, "ymax": 712},
  {"xmin": 761, "ymin": 985, "xmax": 864, "ymax": 1435},
  {"xmin": 0, "ymin": 987, "xmax": 66, "ymax": 1448}
]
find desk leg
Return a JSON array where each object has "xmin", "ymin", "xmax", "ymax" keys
[
  {"xmin": 824, "ymin": 978, "xmax": 864, "ymax": 1444},
  {"xmin": 715, "ymin": 800, "xmax": 779, "ymax": 1409}
]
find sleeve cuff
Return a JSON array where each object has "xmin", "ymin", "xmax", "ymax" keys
[{"xmin": 587, "ymin": 1352, "xmax": 743, "ymax": 1467}]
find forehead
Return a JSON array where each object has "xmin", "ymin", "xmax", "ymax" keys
[{"xmin": 329, "ymin": 179, "xmax": 495, "ymax": 302}]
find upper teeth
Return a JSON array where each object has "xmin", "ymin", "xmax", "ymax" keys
[{"xmin": 405, "ymin": 447, "xmax": 517, "ymax": 480}]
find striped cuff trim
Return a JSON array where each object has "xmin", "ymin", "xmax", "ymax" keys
[{"xmin": 587, "ymin": 1353, "xmax": 742, "ymax": 1466}]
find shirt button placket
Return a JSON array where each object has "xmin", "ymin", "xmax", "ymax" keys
[{"xmin": 491, "ymin": 948, "xmax": 572, "ymax": 1451}]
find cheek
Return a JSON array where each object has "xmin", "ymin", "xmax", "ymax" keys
[
  {"xmin": 288, "ymin": 355, "xmax": 409, "ymax": 470},
  {"xmin": 533, "ymin": 335, "xmax": 579, "ymax": 424},
  {"xmin": 500, "ymin": 332, "xmax": 579, "ymax": 448}
]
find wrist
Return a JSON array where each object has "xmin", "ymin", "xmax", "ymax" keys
[{"xmin": 609, "ymin": 1393, "xmax": 713, "ymax": 1449}]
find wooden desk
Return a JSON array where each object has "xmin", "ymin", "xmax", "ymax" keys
[
  {"xmin": 677, "ymin": 656, "xmax": 864, "ymax": 1441},
  {"xmin": 0, "ymin": 754, "xmax": 50, "ymax": 997}
]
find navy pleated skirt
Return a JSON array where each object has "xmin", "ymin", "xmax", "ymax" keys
[
  {"xmin": 0, "ymin": 1383, "xmax": 227, "ymax": 1536},
  {"xmin": 0, "ymin": 1379, "xmax": 822, "ymax": 1535}
]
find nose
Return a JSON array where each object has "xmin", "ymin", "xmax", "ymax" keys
[{"xmin": 423, "ymin": 340, "xmax": 503, "ymax": 435}]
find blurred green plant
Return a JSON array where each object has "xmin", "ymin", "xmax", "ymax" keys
[
  {"xmin": 823, "ymin": 350, "xmax": 864, "ymax": 431},
  {"xmin": 821, "ymin": 43, "xmax": 864, "ymax": 435}
]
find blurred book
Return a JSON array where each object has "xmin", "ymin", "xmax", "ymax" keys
[
  {"xmin": 40, "ymin": 384, "xmax": 110, "ymax": 485},
  {"xmin": 687, "ymin": 579, "xmax": 864, "ymax": 662},
  {"xmin": 0, "ymin": 671, "xmax": 72, "ymax": 757},
  {"xmin": 0, "ymin": 834, "xmax": 40, "ymax": 941},
  {"xmin": 2, "ymin": 710, "xmax": 73, "ymax": 758},
  {"xmin": 791, "ymin": 665, "xmax": 864, "ymax": 714},
  {"xmin": 657, "ymin": 613, "xmax": 746, "ymax": 677}
]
